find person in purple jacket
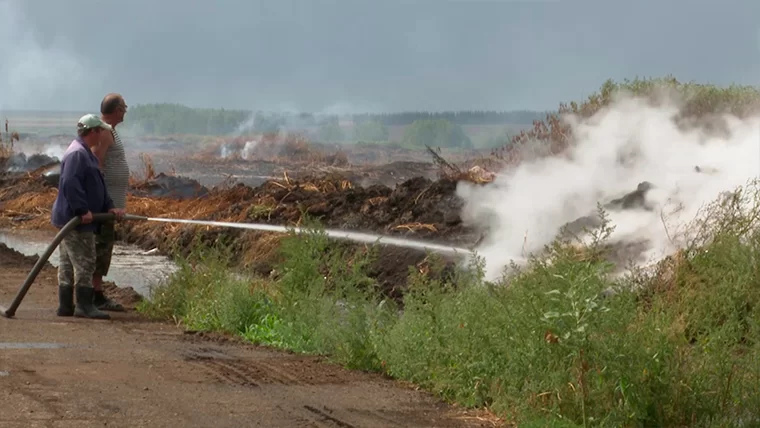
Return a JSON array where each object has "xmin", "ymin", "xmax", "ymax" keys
[{"xmin": 51, "ymin": 114, "xmax": 125, "ymax": 320}]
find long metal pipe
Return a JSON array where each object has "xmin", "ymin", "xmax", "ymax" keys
[{"xmin": 0, "ymin": 213, "xmax": 147, "ymax": 318}]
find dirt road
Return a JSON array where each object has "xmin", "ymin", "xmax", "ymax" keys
[{"xmin": 0, "ymin": 243, "xmax": 496, "ymax": 428}]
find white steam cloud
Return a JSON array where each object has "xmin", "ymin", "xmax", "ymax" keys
[
  {"xmin": 459, "ymin": 95, "xmax": 760, "ymax": 280},
  {"xmin": 41, "ymin": 143, "xmax": 66, "ymax": 160},
  {"xmin": 13, "ymin": 141, "xmax": 67, "ymax": 159},
  {"xmin": 241, "ymin": 140, "xmax": 259, "ymax": 159},
  {"xmin": 219, "ymin": 137, "xmax": 260, "ymax": 160}
]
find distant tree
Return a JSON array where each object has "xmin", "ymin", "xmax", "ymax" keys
[
  {"xmin": 296, "ymin": 112, "xmax": 316, "ymax": 127},
  {"xmin": 351, "ymin": 110, "xmax": 548, "ymax": 126},
  {"xmin": 402, "ymin": 119, "xmax": 473, "ymax": 149},
  {"xmin": 353, "ymin": 120, "xmax": 389, "ymax": 142},
  {"xmin": 318, "ymin": 116, "xmax": 345, "ymax": 142},
  {"xmin": 253, "ymin": 112, "xmax": 285, "ymax": 134},
  {"xmin": 126, "ymin": 103, "xmax": 250, "ymax": 135},
  {"xmin": 124, "ymin": 103, "xmax": 547, "ymax": 136}
]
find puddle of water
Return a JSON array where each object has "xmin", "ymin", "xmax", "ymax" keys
[
  {"xmin": 0, "ymin": 342, "xmax": 71, "ymax": 349},
  {"xmin": 0, "ymin": 229, "xmax": 177, "ymax": 298}
]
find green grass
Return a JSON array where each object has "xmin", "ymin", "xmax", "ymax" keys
[{"xmin": 138, "ymin": 182, "xmax": 760, "ymax": 427}]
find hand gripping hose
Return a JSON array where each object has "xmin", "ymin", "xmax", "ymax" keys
[{"xmin": 0, "ymin": 213, "xmax": 147, "ymax": 318}]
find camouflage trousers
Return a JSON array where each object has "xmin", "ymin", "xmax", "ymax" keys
[
  {"xmin": 58, "ymin": 229, "xmax": 96, "ymax": 290},
  {"xmin": 95, "ymin": 220, "xmax": 117, "ymax": 277}
]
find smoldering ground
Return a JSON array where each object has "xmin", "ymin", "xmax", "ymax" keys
[{"xmin": 458, "ymin": 93, "xmax": 760, "ymax": 280}]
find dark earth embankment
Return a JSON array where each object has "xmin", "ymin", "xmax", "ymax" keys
[{"xmin": 118, "ymin": 174, "xmax": 483, "ymax": 300}]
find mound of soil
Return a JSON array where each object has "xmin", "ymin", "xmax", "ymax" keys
[
  {"xmin": 562, "ymin": 181, "xmax": 657, "ymax": 238},
  {"xmin": 117, "ymin": 174, "xmax": 484, "ymax": 300},
  {"xmin": 101, "ymin": 281, "xmax": 144, "ymax": 308},
  {"xmin": 246, "ymin": 175, "xmax": 475, "ymax": 244},
  {"xmin": 1, "ymin": 165, "xmax": 209, "ymax": 202},
  {"xmin": 3, "ymin": 153, "xmax": 59, "ymax": 173},
  {"xmin": 130, "ymin": 173, "xmax": 210, "ymax": 200},
  {"xmin": 337, "ymin": 161, "xmax": 439, "ymax": 188},
  {"xmin": 41, "ymin": 164, "xmax": 61, "ymax": 187},
  {"xmin": 0, "ymin": 165, "xmax": 56, "ymax": 201},
  {"xmin": 0, "ymin": 242, "xmax": 40, "ymax": 267}
]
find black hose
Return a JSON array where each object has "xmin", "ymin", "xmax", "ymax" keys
[{"xmin": 0, "ymin": 213, "xmax": 147, "ymax": 318}]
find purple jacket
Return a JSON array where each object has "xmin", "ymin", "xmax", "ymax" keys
[{"xmin": 51, "ymin": 137, "xmax": 114, "ymax": 231}]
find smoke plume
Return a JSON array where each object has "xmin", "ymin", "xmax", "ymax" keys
[
  {"xmin": 458, "ymin": 94, "xmax": 760, "ymax": 280},
  {"xmin": 0, "ymin": 1, "xmax": 101, "ymax": 110}
]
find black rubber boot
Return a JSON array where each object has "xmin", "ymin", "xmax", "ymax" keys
[
  {"xmin": 94, "ymin": 290, "xmax": 125, "ymax": 312},
  {"xmin": 74, "ymin": 287, "xmax": 111, "ymax": 320},
  {"xmin": 56, "ymin": 285, "xmax": 75, "ymax": 317}
]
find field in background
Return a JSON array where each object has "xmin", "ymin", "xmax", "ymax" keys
[
  {"xmin": 2, "ymin": 107, "xmax": 533, "ymax": 190},
  {"xmin": 0, "ymin": 110, "xmax": 87, "ymax": 137},
  {"xmin": 1, "ymin": 111, "xmax": 533, "ymax": 150},
  {"xmin": 387, "ymin": 123, "xmax": 530, "ymax": 148}
]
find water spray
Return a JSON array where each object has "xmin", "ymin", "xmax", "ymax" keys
[
  {"xmin": 0, "ymin": 212, "xmax": 474, "ymax": 319},
  {"xmin": 143, "ymin": 216, "xmax": 474, "ymax": 256}
]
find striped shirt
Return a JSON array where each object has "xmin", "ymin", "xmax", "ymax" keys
[{"xmin": 102, "ymin": 127, "xmax": 130, "ymax": 209}]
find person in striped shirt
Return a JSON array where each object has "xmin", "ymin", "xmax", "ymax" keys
[{"xmin": 91, "ymin": 93, "xmax": 130, "ymax": 312}]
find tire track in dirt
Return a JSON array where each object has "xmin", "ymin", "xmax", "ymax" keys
[
  {"xmin": 303, "ymin": 405, "xmax": 357, "ymax": 428},
  {"xmin": 5, "ymin": 387, "xmax": 61, "ymax": 421},
  {"xmin": 2, "ymin": 368, "xmax": 64, "ymax": 421},
  {"xmin": 182, "ymin": 345, "xmax": 351, "ymax": 387},
  {"xmin": 184, "ymin": 353, "xmax": 262, "ymax": 387},
  {"xmin": 343, "ymin": 408, "xmax": 409, "ymax": 427},
  {"xmin": 180, "ymin": 346, "xmax": 409, "ymax": 427}
]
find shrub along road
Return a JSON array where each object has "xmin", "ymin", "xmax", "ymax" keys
[{"xmin": 0, "ymin": 243, "xmax": 495, "ymax": 428}]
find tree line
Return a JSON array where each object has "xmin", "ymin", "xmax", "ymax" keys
[
  {"xmin": 125, "ymin": 103, "xmax": 250, "ymax": 135},
  {"xmin": 351, "ymin": 110, "xmax": 547, "ymax": 126},
  {"xmin": 125, "ymin": 103, "xmax": 547, "ymax": 136}
]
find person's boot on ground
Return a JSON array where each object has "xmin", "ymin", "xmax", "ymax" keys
[
  {"xmin": 59, "ymin": 230, "xmax": 110, "ymax": 320},
  {"xmin": 75, "ymin": 281, "xmax": 110, "ymax": 320},
  {"xmin": 93, "ymin": 269, "xmax": 124, "ymax": 312},
  {"xmin": 56, "ymin": 284, "xmax": 75, "ymax": 317}
]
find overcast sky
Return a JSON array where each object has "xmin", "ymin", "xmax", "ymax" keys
[{"xmin": 1, "ymin": 0, "xmax": 760, "ymax": 113}]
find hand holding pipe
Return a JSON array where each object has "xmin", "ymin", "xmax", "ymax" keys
[{"xmin": 0, "ymin": 212, "xmax": 147, "ymax": 318}]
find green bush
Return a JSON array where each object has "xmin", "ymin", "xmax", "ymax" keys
[
  {"xmin": 140, "ymin": 224, "xmax": 395, "ymax": 369},
  {"xmin": 402, "ymin": 118, "xmax": 473, "ymax": 149},
  {"xmin": 353, "ymin": 120, "xmax": 389, "ymax": 142},
  {"xmin": 317, "ymin": 116, "xmax": 346, "ymax": 143}
]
